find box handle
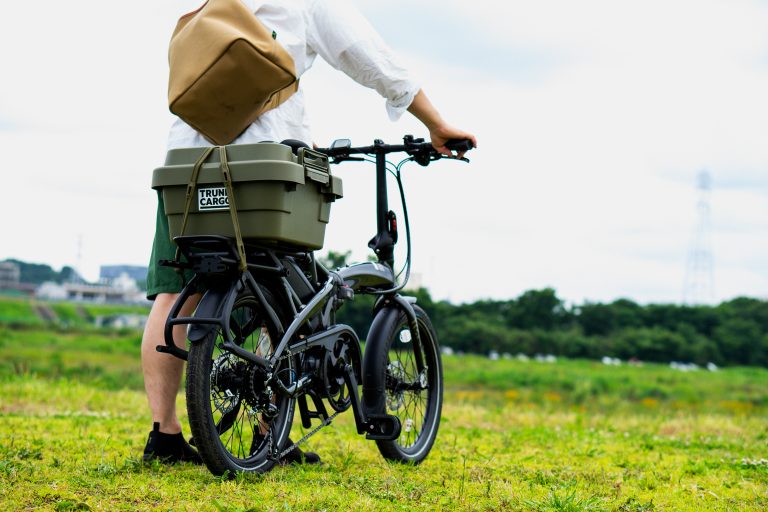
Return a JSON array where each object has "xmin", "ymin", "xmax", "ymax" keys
[{"xmin": 299, "ymin": 148, "xmax": 330, "ymax": 185}]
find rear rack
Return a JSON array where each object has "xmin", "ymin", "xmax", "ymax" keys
[{"xmin": 161, "ymin": 235, "xmax": 291, "ymax": 277}]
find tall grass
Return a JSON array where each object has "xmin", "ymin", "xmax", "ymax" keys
[{"xmin": 442, "ymin": 354, "xmax": 767, "ymax": 412}]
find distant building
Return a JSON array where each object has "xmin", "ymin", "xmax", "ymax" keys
[
  {"xmin": 100, "ymin": 265, "xmax": 148, "ymax": 283},
  {"xmin": 0, "ymin": 261, "xmax": 21, "ymax": 287},
  {"xmin": 36, "ymin": 277, "xmax": 148, "ymax": 304},
  {"xmin": 36, "ymin": 282, "xmax": 68, "ymax": 301},
  {"xmin": 0, "ymin": 261, "xmax": 36, "ymax": 295}
]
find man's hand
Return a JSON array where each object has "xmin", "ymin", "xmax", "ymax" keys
[
  {"xmin": 429, "ymin": 124, "xmax": 477, "ymax": 159},
  {"xmin": 407, "ymin": 89, "xmax": 477, "ymax": 160}
]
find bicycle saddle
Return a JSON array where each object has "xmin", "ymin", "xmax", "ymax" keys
[{"xmin": 280, "ymin": 139, "xmax": 310, "ymax": 155}]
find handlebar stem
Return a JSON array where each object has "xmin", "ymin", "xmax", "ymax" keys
[{"xmin": 370, "ymin": 139, "xmax": 396, "ymax": 268}]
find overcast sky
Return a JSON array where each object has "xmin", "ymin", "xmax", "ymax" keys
[{"xmin": 1, "ymin": 0, "xmax": 766, "ymax": 305}]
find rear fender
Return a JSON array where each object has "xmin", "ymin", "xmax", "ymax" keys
[{"xmin": 187, "ymin": 281, "xmax": 241, "ymax": 344}]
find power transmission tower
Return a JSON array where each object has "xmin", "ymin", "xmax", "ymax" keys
[
  {"xmin": 73, "ymin": 234, "xmax": 84, "ymax": 284},
  {"xmin": 683, "ymin": 170, "xmax": 715, "ymax": 305}
]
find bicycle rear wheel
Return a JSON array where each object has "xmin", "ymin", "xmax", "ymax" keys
[
  {"xmin": 186, "ymin": 288, "xmax": 294, "ymax": 476},
  {"xmin": 366, "ymin": 304, "xmax": 443, "ymax": 463}
]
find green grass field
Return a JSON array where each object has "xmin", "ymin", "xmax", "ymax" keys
[{"xmin": 0, "ymin": 326, "xmax": 766, "ymax": 511}]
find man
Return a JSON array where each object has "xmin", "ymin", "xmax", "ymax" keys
[{"xmin": 142, "ymin": 0, "xmax": 477, "ymax": 464}]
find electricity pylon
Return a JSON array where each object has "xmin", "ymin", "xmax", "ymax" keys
[{"xmin": 683, "ymin": 170, "xmax": 715, "ymax": 305}]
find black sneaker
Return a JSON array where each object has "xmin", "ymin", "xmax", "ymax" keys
[
  {"xmin": 143, "ymin": 422, "xmax": 203, "ymax": 465},
  {"xmin": 279, "ymin": 438, "xmax": 321, "ymax": 465}
]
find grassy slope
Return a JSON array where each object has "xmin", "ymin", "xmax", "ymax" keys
[
  {"xmin": 0, "ymin": 295, "xmax": 149, "ymax": 328},
  {"xmin": 0, "ymin": 339, "xmax": 766, "ymax": 511}
]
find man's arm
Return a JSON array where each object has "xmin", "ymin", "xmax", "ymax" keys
[{"xmin": 407, "ymin": 89, "xmax": 478, "ymax": 158}]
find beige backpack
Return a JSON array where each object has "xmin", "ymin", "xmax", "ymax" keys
[{"xmin": 168, "ymin": 0, "xmax": 299, "ymax": 145}]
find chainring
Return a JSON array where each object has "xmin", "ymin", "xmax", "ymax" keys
[{"xmin": 320, "ymin": 335, "xmax": 362, "ymax": 412}]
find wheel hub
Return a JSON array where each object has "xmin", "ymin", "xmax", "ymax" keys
[
  {"xmin": 211, "ymin": 353, "xmax": 243, "ymax": 415},
  {"xmin": 246, "ymin": 363, "xmax": 273, "ymax": 408},
  {"xmin": 386, "ymin": 361, "xmax": 406, "ymax": 410}
]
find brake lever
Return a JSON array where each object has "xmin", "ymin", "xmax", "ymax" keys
[
  {"xmin": 414, "ymin": 152, "xmax": 470, "ymax": 167},
  {"xmin": 436, "ymin": 152, "xmax": 470, "ymax": 164}
]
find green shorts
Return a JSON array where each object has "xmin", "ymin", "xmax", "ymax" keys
[{"xmin": 146, "ymin": 192, "xmax": 194, "ymax": 300}]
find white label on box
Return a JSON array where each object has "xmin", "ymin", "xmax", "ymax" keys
[{"xmin": 198, "ymin": 187, "xmax": 229, "ymax": 211}]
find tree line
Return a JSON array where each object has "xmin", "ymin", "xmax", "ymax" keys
[
  {"xmin": 319, "ymin": 251, "xmax": 768, "ymax": 368},
  {"xmin": 4, "ymin": 259, "xmax": 147, "ymax": 291},
  {"xmin": 8, "ymin": 254, "xmax": 767, "ymax": 368},
  {"xmin": 5, "ymin": 259, "xmax": 82, "ymax": 285},
  {"xmin": 334, "ymin": 285, "xmax": 768, "ymax": 368}
]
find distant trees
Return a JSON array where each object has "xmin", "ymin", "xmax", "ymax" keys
[
  {"xmin": 5, "ymin": 259, "xmax": 83, "ymax": 285},
  {"xmin": 332, "ymin": 278, "xmax": 768, "ymax": 367},
  {"xmin": 12, "ymin": 251, "xmax": 765, "ymax": 367},
  {"xmin": 505, "ymin": 288, "xmax": 570, "ymax": 330},
  {"xmin": 317, "ymin": 250, "xmax": 353, "ymax": 270}
]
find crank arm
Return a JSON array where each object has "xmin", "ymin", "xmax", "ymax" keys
[{"xmin": 342, "ymin": 364, "xmax": 401, "ymax": 441}]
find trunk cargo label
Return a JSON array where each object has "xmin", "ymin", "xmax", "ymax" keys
[{"xmin": 198, "ymin": 187, "xmax": 229, "ymax": 211}]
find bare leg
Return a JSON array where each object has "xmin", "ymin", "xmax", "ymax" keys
[{"xmin": 141, "ymin": 292, "xmax": 200, "ymax": 434}]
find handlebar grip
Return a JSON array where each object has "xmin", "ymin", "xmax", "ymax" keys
[{"xmin": 444, "ymin": 139, "xmax": 474, "ymax": 152}]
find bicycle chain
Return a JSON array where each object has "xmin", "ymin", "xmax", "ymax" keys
[
  {"xmin": 263, "ymin": 347, "xmax": 343, "ymax": 461},
  {"xmin": 273, "ymin": 409, "xmax": 341, "ymax": 461}
]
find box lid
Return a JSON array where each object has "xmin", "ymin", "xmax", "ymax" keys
[{"xmin": 151, "ymin": 143, "xmax": 306, "ymax": 189}]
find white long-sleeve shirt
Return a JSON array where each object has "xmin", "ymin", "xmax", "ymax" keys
[{"xmin": 166, "ymin": 0, "xmax": 420, "ymax": 150}]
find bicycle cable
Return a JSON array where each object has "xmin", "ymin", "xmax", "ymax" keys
[
  {"xmin": 368, "ymin": 156, "xmax": 415, "ymax": 296},
  {"xmin": 340, "ymin": 155, "xmax": 412, "ymax": 293}
]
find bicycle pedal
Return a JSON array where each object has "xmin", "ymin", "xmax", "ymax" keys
[{"xmin": 364, "ymin": 414, "xmax": 401, "ymax": 441}]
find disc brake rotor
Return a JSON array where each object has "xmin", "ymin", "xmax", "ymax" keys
[{"xmin": 211, "ymin": 353, "xmax": 241, "ymax": 415}]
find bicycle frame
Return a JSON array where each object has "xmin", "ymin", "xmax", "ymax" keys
[{"xmin": 158, "ymin": 234, "xmax": 403, "ymax": 440}]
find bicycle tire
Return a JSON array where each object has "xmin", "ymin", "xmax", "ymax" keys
[
  {"xmin": 366, "ymin": 304, "xmax": 443, "ymax": 463},
  {"xmin": 186, "ymin": 287, "xmax": 294, "ymax": 476}
]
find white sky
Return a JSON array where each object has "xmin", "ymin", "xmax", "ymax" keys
[{"xmin": 1, "ymin": 0, "xmax": 766, "ymax": 305}]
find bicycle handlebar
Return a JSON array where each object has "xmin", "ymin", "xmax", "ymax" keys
[
  {"xmin": 315, "ymin": 135, "xmax": 474, "ymax": 166},
  {"xmin": 444, "ymin": 139, "xmax": 475, "ymax": 153},
  {"xmin": 313, "ymin": 134, "xmax": 473, "ymax": 281}
]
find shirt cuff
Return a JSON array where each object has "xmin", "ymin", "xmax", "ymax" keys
[{"xmin": 385, "ymin": 83, "xmax": 420, "ymax": 122}]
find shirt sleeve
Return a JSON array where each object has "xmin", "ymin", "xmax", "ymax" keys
[{"xmin": 305, "ymin": 0, "xmax": 420, "ymax": 121}]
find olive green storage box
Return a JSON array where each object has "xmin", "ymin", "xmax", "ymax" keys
[{"xmin": 151, "ymin": 143, "xmax": 343, "ymax": 250}]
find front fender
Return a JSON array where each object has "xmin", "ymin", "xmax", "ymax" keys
[{"xmin": 361, "ymin": 304, "xmax": 402, "ymax": 416}]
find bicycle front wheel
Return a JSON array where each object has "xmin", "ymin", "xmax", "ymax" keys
[
  {"xmin": 366, "ymin": 304, "xmax": 443, "ymax": 464},
  {"xmin": 186, "ymin": 289, "xmax": 294, "ymax": 476}
]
